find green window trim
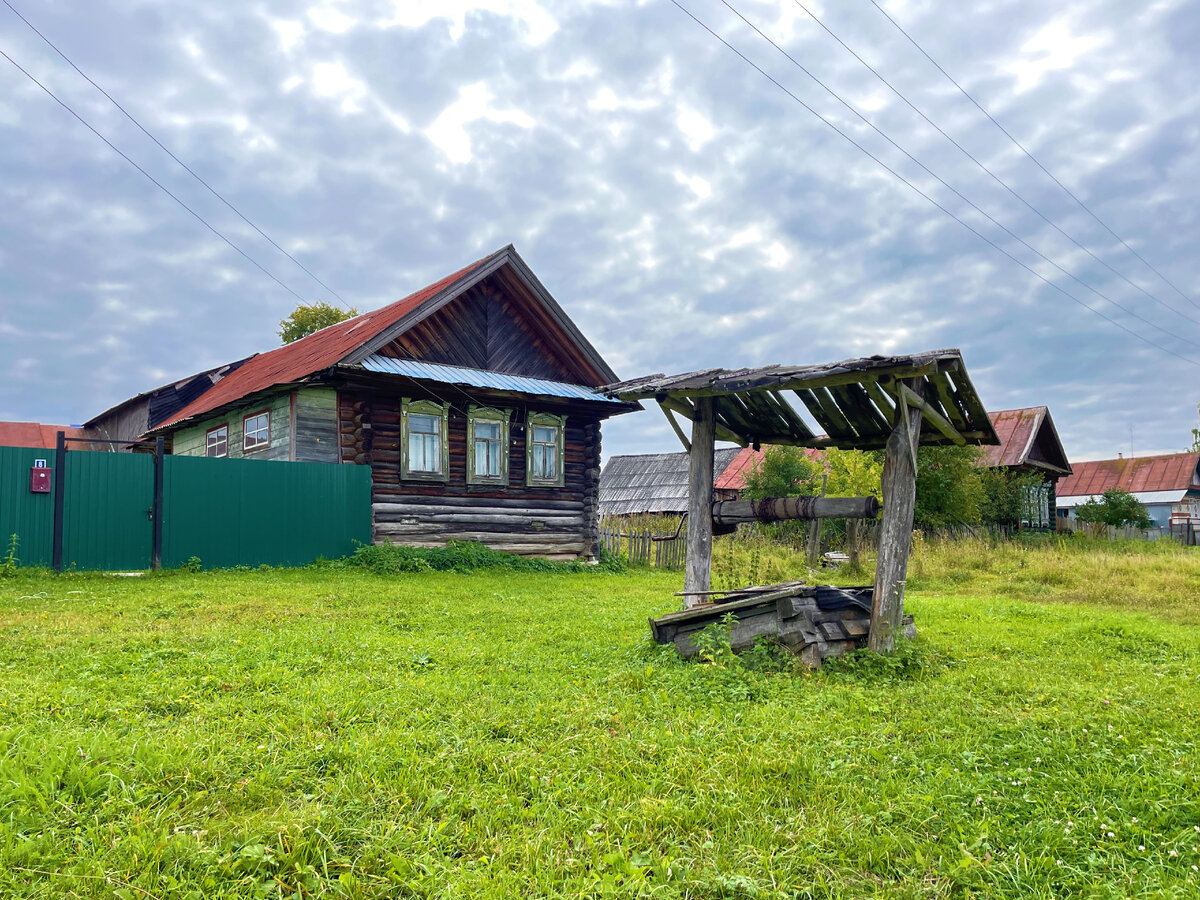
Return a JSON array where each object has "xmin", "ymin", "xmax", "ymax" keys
[
  {"xmin": 526, "ymin": 412, "xmax": 566, "ymax": 487},
  {"xmin": 401, "ymin": 398, "xmax": 449, "ymax": 482},
  {"xmin": 467, "ymin": 406, "xmax": 511, "ymax": 486}
]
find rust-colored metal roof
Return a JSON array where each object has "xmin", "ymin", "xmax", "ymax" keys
[
  {"xmin": 0, "ymin": 422, "xmax": 87, "ymax": 449},
  {"xmin": 982, "ymin": 407, "xmax": 1071, "ymax": 475},
  {"xmin": 1057, "ymin": 452, "xmax": 1200, "ymax": 498},
  {"xmin": 714, "ymin": 447, "xmax": 764, "ymax": 491},
  {"xmin": 155, "ymin": 255, "xmax": 491, "ymax": 430}
]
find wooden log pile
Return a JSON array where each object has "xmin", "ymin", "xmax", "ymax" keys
[{"xmin": 650, "ymin": 581, "xmax": 915, "ymax": 668}]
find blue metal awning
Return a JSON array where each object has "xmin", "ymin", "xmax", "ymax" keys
[{"xmin": 354, "ymin": 355, "xmax": 624, "ymax": 403}]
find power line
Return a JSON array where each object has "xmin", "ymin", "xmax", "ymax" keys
[
  {"xmin": 714, "ymin": 0, "xmax": 1200, "ymax": 351},
  {"xmin": 1, "ymin": 0, "xmax": 353, "ymax": 312},
  {"xmin": 784, "ymin": 0, "xmax": 1200, "ymax": 328},
  {"xmin": 866, "ymin": 0, "xmax": 1200, "ymax": 312},
  {"xmin": 0, "ymin": 44, "xmax": 315, "ymax": 306},
  {"xmin": 666, "ymin": 0, "xmax": 1200, "ymax": 368}
]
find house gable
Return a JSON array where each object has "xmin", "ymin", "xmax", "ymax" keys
[{"xmin": 375, "ymin": 281, "xmax": 582, "ymax": 383}]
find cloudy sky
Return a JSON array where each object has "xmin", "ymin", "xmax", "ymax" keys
[{"xmin": 3, "ymin": 0, "xmax": 1199, "ymax": 461}]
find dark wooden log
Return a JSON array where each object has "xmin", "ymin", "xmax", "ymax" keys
[
  {"xmin": 684, "ymin": 397, "xmax": 715, "ymax": 605},
  {"xmin": 711, "ymin": 495, "xmax": 878, "ymax": 528},
  {"xmin": 869, "ymin": 378, "xmax": 924, "ymax": 653}
]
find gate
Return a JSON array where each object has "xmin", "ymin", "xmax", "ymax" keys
[{"xmin": 0, "ymin": 433, "xmax": 371, "ymax": 571}]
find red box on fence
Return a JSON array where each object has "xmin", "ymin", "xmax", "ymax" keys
[{"xmin": 29, "ymin": 468, "xmax": 51, "ymax": 493}]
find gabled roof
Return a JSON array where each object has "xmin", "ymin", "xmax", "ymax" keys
[
  {"xmin": 0, "ymin": 421, "xmax": 87, "ymax": 449},
  {"xmin": 982, "ymin": 406, "xmax": 1071, "ymax": 476},
  {"xmin": 153, "ymin": 245, "xmax": 618, "ymax": 432},
  {"xmin": 600, "ymin": 448, "xmax": 743, "ymax": 517},
  {"xmin": 1056, "ymin": 452, "xmax": 1200, "ymax": 498}
]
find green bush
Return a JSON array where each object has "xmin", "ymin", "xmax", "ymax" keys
[{"xmin": 341, "ymin": 540, "xmax": 591, "ymax": 575}]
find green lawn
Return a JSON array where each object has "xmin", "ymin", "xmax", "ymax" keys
[{"xmin": 1, "ymin": 543, "xmax": 1198, "ymax": 898}]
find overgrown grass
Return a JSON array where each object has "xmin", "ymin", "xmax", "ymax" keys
[{"xmin": 0, "ymin": 540, "xmax": 1198, "ymax": 898}]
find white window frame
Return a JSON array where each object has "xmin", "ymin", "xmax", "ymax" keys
[
  {"xmin": 467, "ymin": 406, "xmax": 510, "ymax": 486},
  {"xmin": 243, "ymin": 410, "xmax": 270, "ymax": 452},
  {"xmin": 401, "ymin": 398, "xmax": 449, "ymax": 482},
  {"xmin": 205, "ymin": 424, "xmax": 228, "ymax": 458},
  {"xmin": 526, "ymin": 412, "xmax": 565, "ymax": 487}
]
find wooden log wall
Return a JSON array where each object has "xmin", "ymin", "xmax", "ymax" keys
[{"xmin": 339, "ymin": 390, "xmax": 604, "ymax": 560}]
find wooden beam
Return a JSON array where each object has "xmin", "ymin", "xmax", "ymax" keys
[
  {"xmin": 869, "ymin": 378, "xmax": 925, "ymax": 653},
  {"xmin": 660, "ymin": 403, "xmax": 691, "ymax": 452},
  {"xmin": 684, "ymin": 398, "xmax": 716, "ymax": 607},
  {"xmin": 661, "ymin": 396, "xmax": 745, "ymax": 446},
  {"xmin": 900, "ymin": 383, "xmax": 966, "ymax": 446}
]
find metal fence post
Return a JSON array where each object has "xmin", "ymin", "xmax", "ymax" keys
[
  {"xmin": 52, "ymin": 430, "xmax": 66, "ymax": 572},
  {"xmin": 152, "ymin": 436, "xmax": 164, "ymax": 571}
]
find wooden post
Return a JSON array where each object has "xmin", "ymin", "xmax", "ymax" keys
[
  {"xmin": 847, "ymin": 518, "xmax": 860, "ymax": 569},
  {"xmin": 869, "ymin": 379, "xmax": 924, "ymax": 652},
  {"xmin": 683, "ymin": 397, "xmax": 716, "ymax": 607},
  {"xmin": 806, "ymin": 473, "xmax": 827, "ymax": 566}
]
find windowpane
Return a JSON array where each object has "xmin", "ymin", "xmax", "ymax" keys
[
  {"xmin": 473, "ymin": 418, "xmax": 503, "ymax": 478},
  {"xmin": 206, "ymin": 426, "xmax": 228, "ymax": 458},
  {"xmin": 409, "ymin": 429, "xmax": 441, "ymax": 473},
  {"xmin": 244, "ymin": 413, "xmax": 269, "ymax": 450},
  {"xmin": 410, "ymin": 414, "xmax": 437, "ymax": 435},
  {"xmin": 529, "ymin": 421, "xmax": 560, "ymax": 481}
]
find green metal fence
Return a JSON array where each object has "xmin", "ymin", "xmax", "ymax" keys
[{"xmin": 0, "ymin": 444, "xmax": 371, "ymax": 571}]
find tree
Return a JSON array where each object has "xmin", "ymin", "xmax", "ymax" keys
[
  {"xmin": 1190, "ymin": 402, "xmax": 1200, "ymax": 452},
  {"xmin": 1073, "ymin": 489, "xmax": 1153, "ymax": 530},
  {"xmin": 278, "ymin": 301, "xmax": 358, "ymax": 344},
  {"xmin": 741, "ymin": 445, "xmax": 823, "ymax": 500},
  {"xmin": 913, "ymin": 445, "xmax": 984, "ymax": 531}
]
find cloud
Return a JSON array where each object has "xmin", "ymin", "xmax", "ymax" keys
[{"xmin": 0, "ymin": 0, "xmax": 1198, "ymax": 461}]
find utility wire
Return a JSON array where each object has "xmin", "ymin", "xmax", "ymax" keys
[
  {"xmin": 713, "ymin": 0, "xmax": 1200, "ymax": 352},
  {"xmin": 666, "ymin": 0, "xmax": 1200, "ymax": 368},
  {"xmin": 0, "ymin": 45, "xmax": 314, "ymax": 306},
  {"xmin": 1, "ymin": 0, "xmax": 353, "ymax": 312},
  {"xmin": 866, "ymin": 0, "xmax": 1200, "ymax": 312},
  {"xmin": 785, "ymin": 0, "xmax": 1200, "ymax": 328}
]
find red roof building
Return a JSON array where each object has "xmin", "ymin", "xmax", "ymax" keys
[
  {"xmin": 0, "ymin": 422, "xmax": 88, "ymax": 450},
  {"xmin": 983, "ymin": 407, "xmax": 1071, "ymax": 478},
  {"xmin": 1056, "ymin": 452, "xmax": 1200, "ymax": 498}
]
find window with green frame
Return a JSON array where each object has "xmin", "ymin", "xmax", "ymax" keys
[
  {"xmin": 526, "ymin": 412, "xmax": 565, "ymax": 486},
  {"xmin": 401, "ymin": 398, "xmax": 449, "ymax": 481},
  {"xmin": 467, "ymin": 406, "xmax": 510, "ymax": 485}
]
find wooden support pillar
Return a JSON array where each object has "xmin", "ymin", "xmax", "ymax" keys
[
  {"xmin": 869, "ymin": 378, "xmax": 924, "ymax": 652},
  {"xmin": 684, "ymin": 397, "xmax": 716, "ymax": 607}
]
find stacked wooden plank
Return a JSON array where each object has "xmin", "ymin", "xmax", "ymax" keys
[{"xmin": 650, "ymin": 581, "xmax": 915, "ymax": 668}]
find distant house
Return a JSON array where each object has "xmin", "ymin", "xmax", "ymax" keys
[
  {"xmin": 97, "ymin": 245, "xmax": 635, "ymax": 560},
  {"xmin": 599, "ymin": 448, "xmax": 745, "ymax": 518},
  {"xmin": 0, "ymin": 421, "xmax": 89, "ymax": 450},
  {"xmin": 983, "ymin": 407, "xmax": 1072, "ymax": 529},
  {"xmin": 1056, "ymin": 452, "xmax": 1200, "ymax": 532}
]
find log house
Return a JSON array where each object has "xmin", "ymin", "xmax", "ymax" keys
[{"xmin": 142, "ymin": 246, "xmax": 636, "ymax": 560}]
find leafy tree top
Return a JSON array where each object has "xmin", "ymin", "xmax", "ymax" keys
[
  {"xmin": 278, "ymin": 301, "xmax": 359, "ymax": 344},
  {"xmin": 1073, "ymin": 489, "xmax": 1153, "ymax": 530}
]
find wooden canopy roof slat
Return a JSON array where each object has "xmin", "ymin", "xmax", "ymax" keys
[
  {"xmin": 924, "ymin": 370, "xmax": 971, "ymax": 431},
  {"xmin": 714, "ymin": 397, "xmax": 759, "ymax": 442},
  {"xmin": 742, "ymin": 390, "xmax": 794, "ymax": 436},
  {"xmin": 833, "ymin": 382, "xmax": 892, "ymax": 436},
  {"xmin": 796, "ymin": 388, "xmax": 857, "ymax": 441},
  {"xmin": 767, "ymin": 390, "xmax": 814, "ymax": 438},
  {"xmin": 602, "ymin": 349, "xmax": 999, "ymax": 451}
]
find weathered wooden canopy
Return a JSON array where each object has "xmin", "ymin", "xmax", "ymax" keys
[
  {"xmin": 603, "ymin": 348, "xmax": 999, "ymax": 655},
  {"xmin": 601, "ymin": 349, "xmax": 997, "ymax": 452}
]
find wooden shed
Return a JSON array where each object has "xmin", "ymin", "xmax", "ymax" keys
[{"xmin": 138, "ymin": 246, "xmax": 637, "ymax": 560}]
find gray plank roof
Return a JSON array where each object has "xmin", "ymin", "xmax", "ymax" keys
[{"xmin": 600, "ymin": 448, "xmax": 742, "ymax": 517}]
